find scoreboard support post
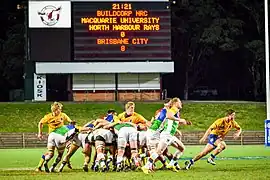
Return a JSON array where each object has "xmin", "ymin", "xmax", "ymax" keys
[{"xmin": 115, "ymin": 73, "xmax": 118, "ymax": 101}]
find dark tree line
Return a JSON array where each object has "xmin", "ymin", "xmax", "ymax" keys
[
  {"xmin": 0, "ymin": 0, "xmax": 266, "ymax": 101},
  {"xmin": 165, "ymin": 0, "xmax": 266, "ymax": 101}
]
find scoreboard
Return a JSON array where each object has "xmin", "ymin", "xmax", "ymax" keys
[{"xmin": 73, "ymin": 1, "xmax": 171, "ymax": 61}]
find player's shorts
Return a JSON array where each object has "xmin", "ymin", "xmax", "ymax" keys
[
  {"xmin": 138, "ymin": 131, "xmax": 147, "ymax": 147},
  {"xmin": 207, "ymin": 134, "xmax": 219, "ymax": 147},
  {"xmin": 47, "ymin": 132, "xmax": 66, "ymax": 149},
  {"xmin": 93, "ymin": 129, "xmax": 115, "ymax": 144},
  {"xmin": 160, "ymin": 131, "xmax": 174, "ymax": 146},
  {"xmin": 73, "ymin": 133, "xmax": 88, "ymax": 148},
  {"xmin": 118, "ymin": 127, "xmax": 137, "ymax": 148},
  {"xmin": 146, "ymin": 129, "xmax": 160, "ymax": 149}
]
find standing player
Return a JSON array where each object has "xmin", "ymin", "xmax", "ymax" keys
[
  {"xmin": 142, "ymin": 97, "xmax": 189, "ymax": 174},
  {"xmin": 118, "ymin": 101, "xmax": 149, "ymax": 127},
  {"xmin": 35, "ymin": 102, "xmax": 73, "ymax": 172},
  {"xmin": 185, "ymin": 109, "xmax": 242, "ymax": 169}
]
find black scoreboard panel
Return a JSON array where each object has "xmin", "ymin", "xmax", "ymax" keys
[
  {"xmin": 73, "ymin": 2, "xmax": 171, "ymax": 61},
  {"xmin": 29, "ymin": 28, "xmax": 71, "ymax": 62}
]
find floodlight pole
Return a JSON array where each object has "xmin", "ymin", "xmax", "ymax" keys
[
  {"xmin": 265, "ymin": 0, "xmax": 270, "ymax": 147},
  {"xmin": 265, "ymin": 0, "xmax": 270, "ymax": 120}
]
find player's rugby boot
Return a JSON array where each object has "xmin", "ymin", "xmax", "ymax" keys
[
  {"xmin": 185, "ymin": 160, "xmax": 194, "ymax": 170},
  {"xmin": 166, "ymin": 164, "xmax": 179, "ymax": 172},
  {"xmin": 44, "ymin": 162, "xmax": 50, "ymax": 173},
  {"xmin": 207, "ymin": 158, "xmax": 216, "ymax": 165},
  {"xmin": 141, "ymin": 166, "xmax": 150, "ymax": 174},
  {"xmin": 35, "ymin": 167, "xmax": 42, "ymax": 172},
  {"xmin": 83, "ymin": 164, "xmax": 89, "ymax": 172}
]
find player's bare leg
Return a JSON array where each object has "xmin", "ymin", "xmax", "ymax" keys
[
  {"xmin": 94, "ymin": 140, "xmax": 106, "ymax": 172},
  {"xmin": 58, "ymin": 144, "xmax": 79, "ymax": 172},
  {"xmin": 207, "ymin": 141, "xmax": 226, "ymax": 165},
  {"xmin": 82, "ymin": 144, "xmax": 92, "ymax": 172},
  {"xmin": 129, "ymin": 140, "xmax": 140, "ymax": 169},
  {"xmin": 116, "ymin": 138, "xmax": 127, "ymax": 172},
  {"xmin": 185, "ymin": 144, "xmax": 215, "ymax": 170},
  {"xmin": 106, "ymin": 145, "xmax": 116, "ymax": 171},
  {"xmin": 36, "ymin": 148, "xmax": 54, "ymax": 172},
  {"xmin": 168, "ymin": 139, "xmax": 185, "ymax": 171},
  {"xmin": 91, "ymin": 150, "xmax": 97, "ymax": 170},
  {"xmin": 50, "ymin": 146, "xmax": 65, "ymax": 172},
  {"xmin": 65, "ymin": 141, "xmax": 74, "ymax": 169},
  {"xmin": 142, "ymin": 141, "xmax": 168, "ymax": 174},
  {"xmin": 42, "ymin": 146, "xmax": 55, "ymax": 173}
]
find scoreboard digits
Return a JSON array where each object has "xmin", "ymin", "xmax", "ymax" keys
[{"xmin": 73, "ymin": 2, "xmax": 171, "ymax": 61}]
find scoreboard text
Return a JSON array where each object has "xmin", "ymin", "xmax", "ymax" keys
[{"xmin": 73, "ymin": 2, "xmax": 171, "ymax": 61}]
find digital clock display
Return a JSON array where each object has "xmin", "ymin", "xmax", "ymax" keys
[{"xmin": 73, "ymin": 2, "xmax": 171, "ymax": 61}]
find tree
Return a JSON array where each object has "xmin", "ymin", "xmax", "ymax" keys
[
  {"xmin": 233, "ymin": 0, "xmax": 265, "ymax": 100},
  {"xmin": 171, "ymin": 0, "xmax": 243, "ymax": 100},
  {"xmin": 0, "ymin": 22, "xmax": 24, "ymax": 90}
]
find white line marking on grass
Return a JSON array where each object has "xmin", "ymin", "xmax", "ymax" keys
[{"xmin": 0, "ymin": 167, "xmax": 34, "ymax": 171}]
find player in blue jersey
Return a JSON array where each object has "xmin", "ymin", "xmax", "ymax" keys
[
  {"xmin": 143, "ymin": 99, "xmax": 171, "ymax": 170},
  {"xmin": 58, "ymin": 121, "xmax": 94, "ymax": 172}
]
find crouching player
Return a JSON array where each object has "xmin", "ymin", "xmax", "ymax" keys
[
  {"xmin": 35, "ymin": 102, "xmax": 74, "ymax": 172},
  {"xmin": 104, "ymin": 121, "xmax": 139, "ymax": 172},
  {"xmin": 58, "ymin": 122, "xmax": 94, "ymax": 172},
  {"xmin": 92, "ymin": 127, "xmax": 116, "ymax": 172},
  {"xmin": 185, "ymin": 109, "xmax": 242, "ymax": 169}
]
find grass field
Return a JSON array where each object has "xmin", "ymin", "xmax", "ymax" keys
[
  {"xmin": 0, "ymin": 145, "xmax": 269, "ymax": 180},
  {"xmin": 0, "ymin": 102, "xmax": 266, "ymax": 132}
]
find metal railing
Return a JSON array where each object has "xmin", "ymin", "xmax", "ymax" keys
[{"xmin": 0, "ymin": 131, "xmax": 265, "ymax": 149}]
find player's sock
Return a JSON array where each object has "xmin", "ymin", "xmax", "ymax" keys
[
  {"xmin": 174, "ymin": 161, "xmax": 181, "ymax": 170},
  {"xmin": 100, "ymin": 160, "xmax": 106, "ymax": 168},
  {"xmin": 144, "ymin": 158, "xmax": 154, "ymax": 169},
  {"xmin": 207, "ymin": 154, "xmax": 216, "ymax": 165},
  {"xmin": 58, "ymin": 161, "xmax": 67, "ymax": 172},
  {"xmin": 185, "ymin": 159, "xmax": 194, "ymax": 170},
  {"xmin": 210, "ymin": 154, "xmax": 216, "ymax": 160},
  {"xmin": 106, "ymin": 155, "xmax": 113, "ymax": 164},
  {"xmin": 140, "ymin": 153, "xmax": 146, "ymax": 158},
  {"xmin": 50, "ymin": 155, "xmax": 62, "ymax": 172},
  {"xmin": 116, "ymin": 156, "xmax": 123, "ymax": 165},
  {"xmin": 169, "ymin": 159, "xmax": 175, "ymax": 166},
  {"xmin": 37, "ymin": 154, "xmax": 45, "ymax": 168},
  {"xmin": 169, "ymin": 151, "xmax": 183, "ymax": 166}
]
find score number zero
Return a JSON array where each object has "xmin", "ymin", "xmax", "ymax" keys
[{"xmin": 120, "ymin": 31, "xmax": 126, "ymax": 52}]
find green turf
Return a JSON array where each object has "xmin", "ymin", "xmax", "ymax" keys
[
  {"xmin": 0, "ymin": 102, "xmax": 266, "ymax": 132},
  {"xmin": 0, "ymin": 145, "xmax": 269, "ymax": 180}
]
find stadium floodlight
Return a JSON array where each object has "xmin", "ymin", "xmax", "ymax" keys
[{"xmin": 264, "ymin": 0, "xmax": 270, "ymax": 146}]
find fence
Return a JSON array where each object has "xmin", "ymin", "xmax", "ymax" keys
[{"xmin": 0, "ymin": 131, "xmax": 265, "ymax": 149}]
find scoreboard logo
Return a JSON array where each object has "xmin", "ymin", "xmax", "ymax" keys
[
  {"xmin": 29, "ymin": 1, "xmax": 71, "ymax": 28},
  {"xmin": 38, "ymin": 5, "xmax": 61, "ymax": 26}
]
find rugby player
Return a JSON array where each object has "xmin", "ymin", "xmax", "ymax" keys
[
  {"xmin": 185, "ymin": 109, "xmax": 242, "ymax": 169},
  {"xmin": 35, "ymin": 102, "xmax": 74, "ymax": 172},
  {"xmin": 58, "ymin": 121, "xmax": 94, "ymax": 172},
  {"xmin": 118, "ymin": 101, "xmax": 149, "ymax": 128},
  {"xmin": 104, "ymin": 121, "xmax": 139, "ymax": 172},
  {"xmin": 142, "ymin": 98, "xmax": 190, "ymax": 174},
  {"xmin": 145, "ymin": 98, "xmax": 171, "ymax": 169}
]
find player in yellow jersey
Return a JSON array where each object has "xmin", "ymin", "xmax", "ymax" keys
[
  {"xmin": 35, "ymin": 102, "xmax": 74, "ymax": 172},
  {"xmin": 118, "ymin": 101, "xmax": 150, "ymax": 128},
  {"xmin": 185, "ymin": 109, "xmax": 242, "ymax": 169}
]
